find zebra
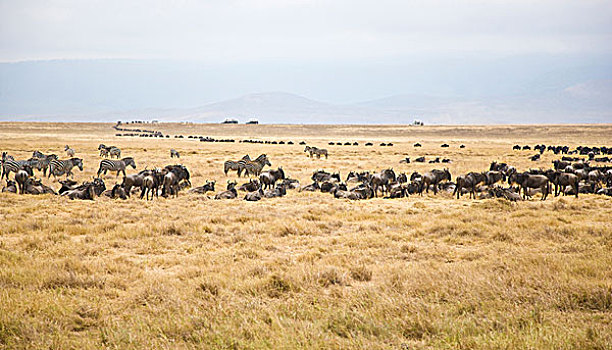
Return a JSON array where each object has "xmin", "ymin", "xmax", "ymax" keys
[
  {"xmin": 64, "ymin": 145, "xmax": 75, "ymax": 157},
  {"xmin": 224, "ymin": 154, "xmax": 251, "ymax": 177},
  {"xmin": 97, "ymin": 157, "xmax": 136, "ymax": 178},
  {"xmin": 48, "ymin": 158, "xmax": 84, "ymax": 179},
  {"xmin": 304, "ymin": 146, "xmax": 328, "ymax": 159},
  {"xmin": 170, "ymin": 149, "xmax": 180, "ymax": 158},
  {"xmin": 109, "ymin": 147, "xmax": 121, "ymax": 159},
  {"xmin": 29, "ymin": 154, "xmax": 58, "ymax": 176},
  {"xmin": 243, "ymin": 154, "xmax": 271, "ymax": 177},
  {"xmin": 1, "ymin": 159, "xmax": 34, "ymax": 180}
]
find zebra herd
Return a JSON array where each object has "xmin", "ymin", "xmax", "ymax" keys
[
  {"xmin": 98, "ymin": 144, "xmax": 122, "ymax": 158},
  {"xmin": 304, "ymin": 146, "xmax": 328, "ymax": 159},
  {"xmin": 223, "ymin": 154, "xmax": 271, "ymax": 177}
]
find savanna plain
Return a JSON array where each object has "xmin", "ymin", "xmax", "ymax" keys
[{"xmin": 0, "ymin": 122, "xmax": 611, "ymax": 349}]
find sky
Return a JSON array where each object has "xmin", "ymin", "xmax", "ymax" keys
[
  {"xmin": 0, "ymin": 0, "xmax": 611, "ymax": 121},
  {"xmin": 1, "ymin": 0, "xmax": 611, "ymax": 62}
]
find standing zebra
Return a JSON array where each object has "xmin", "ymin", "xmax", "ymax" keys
[
  {"xmin": 64, "ymin": 145, "xmax": 75, "ymax": 157},
  {"xmin": 243, "ymin": 154, "xmax": 271, "ymax": 177},
  {"xmin": 97, "ymin": 157, "xmax": 136, "ymax": 178},
  {"xmin": 224, "ymin": 154, "xmax": 251, "ymax": 177},
  {"xmin": 170, "ymin": 149, "xmax": 180, "ymax": 158},
  {"xmin": 1, "ymin": 159, "xmax": 34, "ymax": 180},
  {"xmin": 109, "ymin": 147, "xmax": 121, "ymax": 159},
  {"xmin": 48, "ymin": 158, "xmax": 84, "ymax": 179}
]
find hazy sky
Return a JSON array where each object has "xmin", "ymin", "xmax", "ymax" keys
[{"xmin": 1, "ymin": 0, "xmax": 611, "ymax": 62}]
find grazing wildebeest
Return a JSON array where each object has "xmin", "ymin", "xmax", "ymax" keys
[
  {"xmin": 415, "ymin": 156, "xmax": 426, "ymax": 163},
  {"xmin": 97, "ymin": 157, "xmax": 136, "ymax": 178},
  {"xmin": 441, "ymin": 144, "xmax": 449, "ymax": 148},
  {"xmin": 453, "ymin": 172, "xmax": 487, "ymax": 199},
  {"xmin": 162, "ymin": 165, "xmax": 191, "ymax": 197},
  {"xmin": 414, "ymin": 143, "xmax": 422, "ymax": 147},
  {"xmin": 509, "ymin": 172, "xmax": 550, "ymax": 200},
  {"xmin": 259, "ymin": 167, "xmax": 285, "ymax": 190},
  {"xmin": 64, "ymin": 145, "xmax": 75, "ymax": 157},
  {"xmin": 485, "ymin": 171, "xmax": 505, "ymax": 185},
  {"xmin": 170, "ymin": 149, "xmax": 180, "ymax": 158},
  {"xmin": 419, "ymin": 169, "xmax": 451, "ymax": 195},
  {"xmin": 2, "ymin": 179, "xmax": 17, "ymax": 193},
  {"xmin": 369, "ymin": 168, "xmax": 396, "ymax": 197},
  {"xmin": 189, "ymin": 180, "xmax": 216, "ymax": 194},
  {"xmin": 553, "ymin": 172, "xmax": 580, "ymax": 197},
  {"xmin": 122, "ymin": 169, "xmax": 152, "ymax": 196},
  {"xmin": 140, "ymin": 169, "xmax": 163, "ymax": 200},
  {"xmin": 224, "ymin": 155, "xmax": 250, "ymax": 177}
]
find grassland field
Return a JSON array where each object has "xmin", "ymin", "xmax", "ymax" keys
[{"xmin": 0, "ymin": 122, "xmax": 611, "ymax": 349}]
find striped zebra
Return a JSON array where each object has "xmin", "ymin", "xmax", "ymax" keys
[
  {"xmin": 1, "ymin": 159, "xmax": 34, "ymax": 180},
  {"xmin": 48, "ymin": 158, "xmax": 84, "ymax": 179},
  {"xmin": 97, "ymin": 157, "xmax": 136, "ymax": 178},
  {"xmin": 109, "ymin": 147, "xmax": 121, "ymax": 159},
  {"xmin": 170, "ymin": 149, "xmax": 180, "ymax": 158},
  {"xmin": 28, "ymin": 155, "xmax": 57, "ymax": 176},
  {"xmin": 304, "ymin": 146, "xmax": 328, "ymax": 159},
  {"xmin": 64, "ymin": 145, "xmax": 75, "ymax": 157},
  {"xmin": 243, "ymin": 154, "xmax": 271, "ymax": 177},
  {"xmin": 224, "ymin": 154, "xmax": 250, "ymax": 177}
]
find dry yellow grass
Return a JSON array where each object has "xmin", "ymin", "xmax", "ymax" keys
[{"xmin": 0, "ymin": 122, "xmax": 611, "ymax": 349}]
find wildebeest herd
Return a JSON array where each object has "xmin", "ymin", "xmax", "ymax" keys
[{"xmin": 2, "ymin": 141, "xmax": 612, "ymax": 201}]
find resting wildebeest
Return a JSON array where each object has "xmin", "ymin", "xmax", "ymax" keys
[
  {"xmin": 264, "ymin": 183, "xmax": 287, "ymax": 198},
  {"xmin": 509, "ymin": 172, "xmax": 550, "ymax": 200},
  {"xmin": 22, "ymin": 178, "xmax": 56, "ymax": 195},
  {"xmin": 419, "ymin": 169, "xmax": 451, "ymax": 195},
  {"xmin": 62, "ymin": 182, "xmax": 96, "ymax": 200},
  {"xmin": 189, "ymin": 180, "xmax": 216, "ymax": 194},
  {"xmin": 214, "ymin": 181, "xmax": 238, "ymax": 199},
  {"xmin": 2, "ymin": 179, "xmax": 17, "ymax": 193},
  {"xmin": 259, "ymin": 167, "xmax": 285, "ymax": 190},
  {"xmin": 237, "ymin": 179, "xmax": 260, "ymax": 192},
  {"xmin": 244, "ymin": 188, "xmax": 264, "ymax": 201},
  {"xmin": 300, "ymin": 181, "xmax": 320, "ymax": 192}
]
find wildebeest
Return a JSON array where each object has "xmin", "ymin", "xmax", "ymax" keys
[
  {"xmin": 214, "ymin": 181, "xmax": 238, "ymax": 199},
  {"xmin": 509, "ymin": 172, "xmax": 550, "ymax": 200},
  {"xmin": 140, "ymin": 169, "xmax": 163, "ymax": 200},
  {"xmin": 259, "ymin": 167, "xmax": 285, "ymax": 190},
  {"xmin": 244, "ymin": 188, "xmax": 264, "ymax": 201},
  {"xmin": 22, "ymin": 177, "xmax": 56, "ymax": 195},
  {"xmin": 454, "ymin": 172, "xmax": 487, "ymax": 199},
  {"xmin": 189, "ymin": 180, "xmax": 216, "ymax": 194},
  {"xmin": 419, "ymin": 169, "xmax": 452, "ymax": 195},
  {"xmin": 162, "ymin": 165, "xmax": 191, "ymax": 197},
  {"xmin": 300, "ymin": 181, "xmax": 320, "ymax": 192},
  {"xmin": 264, "ymin": 183, "xmax": 287, "ymax": 198},
  {"xmin": 1, "ymin": 179, "xmax": 17, "ymax": 193},
  {"xmin": 312, "ymin": 170, "xmax": 340, "ymax": 183},
  {"xmin": 237, "ymin": 179, "xmax": 261, "ymax": 192},
  {"xmin": 15, "ymin": 168, "xmax": 33, "ymax": 194},
  {"xmin": 369, "ymin": 168, "xmax": 396, "ymax": 196}
]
